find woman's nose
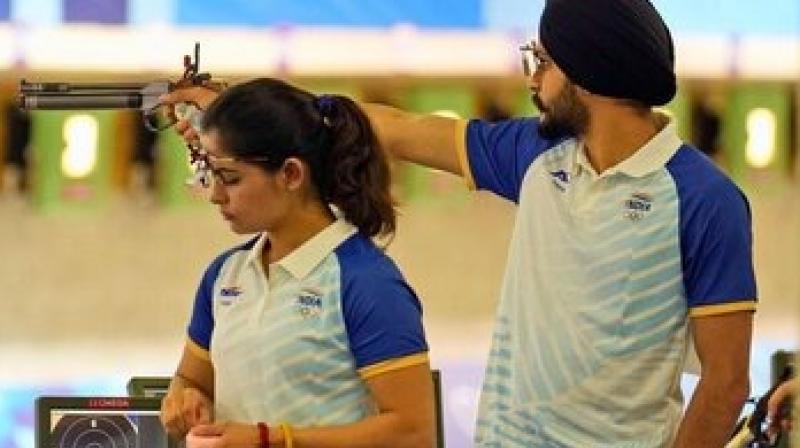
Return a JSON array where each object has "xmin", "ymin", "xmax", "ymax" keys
[{"xmin": 208, "ymin": 181, "xmax": 227, "ymax": 205}]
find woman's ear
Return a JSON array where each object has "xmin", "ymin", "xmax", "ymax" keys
[{"xmin": 280, "ymin": 157, "xmax": 307, "ymax": 191}]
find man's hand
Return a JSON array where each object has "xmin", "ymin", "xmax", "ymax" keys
[
  {"xmin": 768, "ymin": 377, "xmax": 797, "ymax": 436},
  {"xmin": 160, "ymin": 386, "xmax": 214, "ymax": 438},
  {"xmin": 161, "ymin": 85, "xmax": 221, "ymax": 110},
  {"xmin": 159, "ymin": 86, "xmax": 222, "ymax": 145},
  {"xmin": 188, "ymin": 421, "xmax": 264, "ymax": 448}
]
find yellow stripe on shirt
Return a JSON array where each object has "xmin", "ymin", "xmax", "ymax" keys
[
  {"xmin": 186, "ymin": 337, "xmax": 211, "ymax": 361},
  {"xmin": 689, "ymin": 300, "xmax": 757, "ymax": 318},
  {"xmin": 358, "ymin": 352, "xmax": 429, "ymax": 379},
  {"xmin": 454, "ymin": 119, "xmax": 475, "ymax": 189}
]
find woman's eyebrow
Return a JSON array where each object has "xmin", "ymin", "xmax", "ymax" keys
[{"xmin": 210, "ymin": 165, "xmax": 240, "ymax": 174}]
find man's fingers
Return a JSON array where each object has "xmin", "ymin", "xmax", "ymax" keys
[
  {"xmin": 160, "ymin": 86, "xmax": 219, "ymax": 110},
  {"xmin": 174, "ymin": 120, "xmax": 191, "ymax": 133},
  {"xmin": 159, "ymin": 87, "xmax": 204, "ymax": 105},
  {"xmin": 184, "ymin": 128, "xmax": 199, "ymax": 141},
  {"xmin": 173, "ymin": 119, "xmax": 200, "ymax": 148},
  {"xmin": 768, "ymin": 380, "xmax": 794, "ymax": 421},
  {"xmin": 767, "ymin": 403, "xmax": 779, "ymax": 422}
]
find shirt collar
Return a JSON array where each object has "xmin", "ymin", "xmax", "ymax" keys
[
  {"xmin": 575, "ymin": 113, "xmax": 682, "ymax": 179},
  {"xmin": 245, "ymin": 218, "xmax": 358, "ymax": 280}
]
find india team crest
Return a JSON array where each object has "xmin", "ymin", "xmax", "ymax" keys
[
  {"xmin": 623, "ymin": 192, "xmax": 653, "ymax": 221},
  {"xmin": 297, "ymin": 288, "xmax": 324, "ymax": 318}
]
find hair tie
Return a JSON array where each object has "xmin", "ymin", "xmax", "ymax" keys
[{"xmin": 315, "ymin": 94, "xmax": 335, "ymax": 125}]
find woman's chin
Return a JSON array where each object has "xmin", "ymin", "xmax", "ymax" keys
[
  {"xmin": 228, "ymin": 222, "xmax": 247, "ymax": 234},
  {"xmin": 227, "ymin": 221, "xmax": 260, "ymax": 235},
  {"xmin": 223, "ymin": 217, "xmax": 241, "ymax": 233}
]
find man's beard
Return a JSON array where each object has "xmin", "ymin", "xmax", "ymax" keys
[{"xmin": 531, "ymin": 82, "xmax": 589, "ymax": 140}]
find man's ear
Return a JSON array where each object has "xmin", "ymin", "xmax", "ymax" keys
[
  {"xmin": 573, "ymin": 84, "xmax": 602, "ymax": 110},
  {"xmin": 280, "ymin": 157, "xmax": 306, "ymax": 191}
]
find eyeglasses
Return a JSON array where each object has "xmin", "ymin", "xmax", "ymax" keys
[
  {"xmin": 186, "ymin": 147, "xmax": 270, "ymax": 190},
  {"xmin": 519, "ymin": 42, "xmax": 552, "ymax": 77}
]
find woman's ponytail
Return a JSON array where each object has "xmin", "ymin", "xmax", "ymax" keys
[{"xmin": 314, "ymin": 94, "xmax": 396, "ymax": 239}]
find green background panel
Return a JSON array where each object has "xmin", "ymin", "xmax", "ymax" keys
[
  {"xmin": 156, "ymin": 128, "xmax": 198, "ymax": 207},
  {"xmin": 664, "ymin": 87, "xmax": 691, "ymax": 141},
  {"xmin": 30, "ymin": 110, "xmax": 115, "ymax": 211},
  {"xmin": 514, "ymin": 88, "xmax": 538, "ymax": 118},
  {"xmin": 723, "ymin": 84, "xmax": 792, "ymax": 189}
]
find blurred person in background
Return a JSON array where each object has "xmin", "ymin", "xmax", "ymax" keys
[
  {"xmin": 162, "ymin": 0, "xmax": 756, "ymax": 446},
  {"xmin": 160, "ymin": 78, "xmax": 434, "ymax": 448},
  {"xmin": 4, "ymin": 102, "xmax": 30, "ymax": 192}
]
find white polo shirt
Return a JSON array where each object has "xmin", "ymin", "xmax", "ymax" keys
[
  {"xmin": 186, "ymin": 219, "xmax": 429, "ymax": 426},
  {"xmin": 456, "ymin": 116, "xmax": 757, "ymax": 447}
]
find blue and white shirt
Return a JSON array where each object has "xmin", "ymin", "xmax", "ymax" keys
[
  {"xmin": 455, "ymin": 115, "xmax": 757, "ymax": 447},
  {"xmin": 186, "ymin": 219, "xmax": 428, "ymax": 426}
]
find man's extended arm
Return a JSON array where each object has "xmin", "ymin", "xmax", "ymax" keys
[
  {"xmin": 673, "ymin": 310, "xmax": 753, "ymax": 447},
  {"xmin": 160, "ymin": 87, "xmax": 466, "ymax": 176},
  {"xmin": 360, "ymin": 103, "xmax": 462, "ymax": 174}
]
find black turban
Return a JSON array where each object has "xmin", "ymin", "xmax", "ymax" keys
[{"xmin": 539, "ymin": 0, "xmax": 677, "ymax": 106}]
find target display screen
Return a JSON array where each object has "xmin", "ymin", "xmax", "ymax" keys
[{"xmin": 36, "ymin": 397, "xmax": 172, "ymax": 448}]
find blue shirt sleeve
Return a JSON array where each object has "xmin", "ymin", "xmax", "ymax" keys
[
  {"xmin": 339, "ymin": 245, "xmax": 428, "ymax": 369},
  {"xmin": 669, "ymin": 148, "xmax": 757, "ymax": 306},
  {"xmin": 187, "ymin": 251, "xmax": 233, "ymax": 349},
  {"xmin": 465, "ymin": 117, "xmax": 560, "ymax": 202}
]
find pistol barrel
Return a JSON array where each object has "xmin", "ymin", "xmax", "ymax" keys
[
  {"xmin": 20, "ymin": 81, "xmax": 148, "ymax": 94},
  {"xmin": 17, "ymin": 79, "xmax": 171, "ymax": 111},
  {"xmin": 18, "ymin": 93, "xmax": 143, "ymax": 110}
]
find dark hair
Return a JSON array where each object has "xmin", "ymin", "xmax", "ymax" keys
[{"xmin": 201, "ymin": 78, "xmax": 396, "ymax": 239}]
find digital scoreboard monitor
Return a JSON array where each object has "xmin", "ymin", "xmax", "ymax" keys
[{"xmin": 36, "ymin": 396, "xmax": 172, "ymax": 448}]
